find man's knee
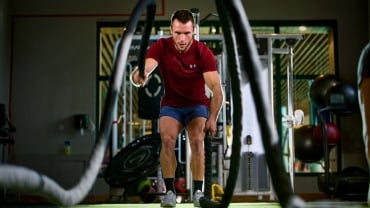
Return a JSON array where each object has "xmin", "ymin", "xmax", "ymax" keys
[{"xmin": 161, "ymin": 135, "xmax": 177, "ymax": 150}]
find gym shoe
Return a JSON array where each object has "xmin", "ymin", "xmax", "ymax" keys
[
  {"xmin": 193, "ymin": 190, "xmax": 204, "ymax": 207},
  {"xmin": 161, "ymin": 190, "xmax": 176, "ymax": 207}
]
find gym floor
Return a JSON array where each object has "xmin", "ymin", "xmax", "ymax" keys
[
  {"xmin": 1, "ymin": 194, "xmax": 369, "ymax": 208},
  {"xmin": 1, "ymin": 201, "xmax": 369, "ymax": 208}
]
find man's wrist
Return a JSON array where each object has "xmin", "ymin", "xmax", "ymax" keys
[{"xmin": 129, "ymin": 67, "xmax": 141, "ymax": 87}]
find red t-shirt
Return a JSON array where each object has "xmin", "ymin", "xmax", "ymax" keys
[{"xmin": 146, "ymin": 37, "xmax": 217, "ymax": 107}]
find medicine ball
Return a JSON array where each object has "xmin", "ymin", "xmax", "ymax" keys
[
  {"xmin": 174, "ymin": 177, "xmax": 186, "ymax": 193},
  {"xmin": 325, "ymin": 82, "xmax": 358, "ymax": 114},
  {"xmin": 309, "ymin": 74, "xmax": 341, "ymax": 108},
  {"xmin": 137, "ymin": 178, "xmax": 156, "ymax": 203},
  {"xmin": 313, "ymin": 122, "xmax": 340, "ymax": 146},
  {"xmin": 294, "ymin": 125, "xmax": 324, "ymax": 163}
]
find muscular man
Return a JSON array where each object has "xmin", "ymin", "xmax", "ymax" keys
[{"xmin": 131, "ymin": 9, "xmax": 223, "ymax": 207}]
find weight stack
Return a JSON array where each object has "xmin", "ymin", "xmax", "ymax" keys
[{"xmin": 239, "ymin": 152, "xmax": 270, "ymax": 192}]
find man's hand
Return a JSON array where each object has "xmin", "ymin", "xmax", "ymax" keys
[
  {"xmin": 130, "ymin": 67, "xmax": 148, "ymax": 87},
  {"xmin": 205, "ymin": 117, "xmax": 217, "ymax": 136}
]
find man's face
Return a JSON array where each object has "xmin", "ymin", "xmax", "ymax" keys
[{"xmin": 170, "ymin": 19, "xmax": 194, "ymax": 53}]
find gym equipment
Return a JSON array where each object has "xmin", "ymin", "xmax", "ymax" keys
[
  {"xmin": 211, "ymin": 183, "xmax": 224, "ymax": 201},
  {"xmin": 0, "ymin": 103, "xmax": 16, "ymax": 163},
  {"xmin": 313, "ymin": 122, "xmax": 340, "ymax": 145},
  {"xmin": 174, "ymin": 177, "xmax": 186, "ymax": 193},
  {"xmin": 325, "ymin": 82, "xmax": 358, "ymax": 114},
  {"xmin": 0, "ymin": 103, "xmax": 16, "ymax": 138},
  {"xmin": 138, "ymin": 67, "xmax": 163, "ymax": 120},
  {"xmin": 313, "ymin": 78, "xmax": 358, "ymax": 198},
  {"xmin": 306, "ymin": 75, "xmax": 353, "ymax": 196},
  {"xmin": 284, "ymin": 37, "xmax": 303, "ymax": 189},
  {"xmin": 294, "ymin": 125, "xmax": 324, "ymax": 163},
  {"xmin": 310, "ymin": 74, "xmax": 342, "ymax": 108},
  {"xmin": 137, "ymin": 178, "xmax": 157, "ymax": 203},
  {"xmin": 204, "ymin": 132, "xmax": 213, "ymax": 200},
  {"xmin": 318, "ymin": 166, "xmax": 369, "ymax": 201},
  {"xmin": 316, "ymin": 79, "xmax": 358, "ymax": 197},
  {"xmin": 190, "ymin": 8, "xmax": 200, "ymax": 41},
  {"xmin": 104, "ymin": 133, "xmax": 161, "ymax": 188}
]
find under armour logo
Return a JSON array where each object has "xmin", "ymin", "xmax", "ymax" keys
[{"xmin": 189, "ymin": 64, "xmax": 197, "ymax": 69}]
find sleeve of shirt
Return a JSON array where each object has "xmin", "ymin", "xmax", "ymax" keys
[{"xmin": 200, "ymin": 43, "xmax": 218, "ymax": 73}]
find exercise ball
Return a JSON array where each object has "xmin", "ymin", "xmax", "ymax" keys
[
  {"xmin": 309, "ymin": 74, "xmax": 341, "ymax": 108},
  {"xmin": 294, "ymin": 125, "xmax": 324, "ymax": 163},
  {"xmin": 325, "ymin": 82, "xmax": 358, "ymax": 114},
  {"xmin": 137, "ymin": 178, "xmax": 156, "ymax": 203},
  {"xmin": 174, "ymin": 177, "xmax": 186, "ymax": 193},
  {"xmin": 313, "ymin": 122, "xmax": 340, "ymax": 145}
]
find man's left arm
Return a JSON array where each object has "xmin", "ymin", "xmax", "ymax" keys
[{"xmin": 204, "ymin": 71, "xmax": 224, "ymax": 135}]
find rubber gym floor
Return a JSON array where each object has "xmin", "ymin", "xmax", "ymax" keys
[{"xmin": 2, "ymin": 201, "xmax": 369, "ymax": 208}]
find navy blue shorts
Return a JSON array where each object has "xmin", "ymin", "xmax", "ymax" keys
[{"xmin": 159, "ymin": 105, "xmax": 208, "ymax": 126}]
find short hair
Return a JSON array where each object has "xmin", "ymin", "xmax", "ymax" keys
[{"xmin": 170, "ymin": 9, "xmax": 194, "ymax": 26}]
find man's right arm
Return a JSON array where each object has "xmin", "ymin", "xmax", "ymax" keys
[{"xmin": 130, "ymin": 58, "xmax": 158, "ymax": 87}]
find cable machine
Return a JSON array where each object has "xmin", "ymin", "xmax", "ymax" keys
[{"xmin": 255, "ymin": 34, "xmax": 303, "ymax": 190}]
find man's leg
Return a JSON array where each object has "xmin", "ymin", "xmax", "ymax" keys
[
  {"xmin": 186, "ymin": 117, "xmax": 207, "ymax": 207},
  {"xmin": 159, "ymin": 116, "xmax": 182, "ymax": 207},
  {"xmin": 187, "ymin": 117, "xmax": 206, "ymax": 182}
]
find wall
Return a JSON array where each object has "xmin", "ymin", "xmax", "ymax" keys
[
  {"xmin": 3, "ymin": 0, "xmax": 370, "ymax": 200},
  {"xmin": 0, "ymin": 0, "xmax": 10, "ymax": 106}
]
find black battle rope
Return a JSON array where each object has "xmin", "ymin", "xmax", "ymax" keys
[
  {"xmin": 203, "ymin": 132, "xmax": 213, "ymax": 199},
  {"xmin": 200, "ymin": 0, "xmax": 306, "ymax": 208},
  {"xmin": 137, "ymin": 3, "xmax": 156, "ymax": 78},
  {"xmin": 216, "ymin": 0, "xmax": 305, "ymax": 207},
  {"xmin": 0, "ymin": 0, "xmax": 156, "ymax": 206},
  {"xmin": 200, "ymin": 0, "xmax": 243, "ymax": 207}
]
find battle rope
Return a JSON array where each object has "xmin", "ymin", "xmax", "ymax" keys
[
  {"xmin": 137, "ymin": 3, "xmax": 156, "ymax": 78},
  {"xmin": 203, "ymin": 132, "xmax": 213, "ymax": 200},
  {"xmin": 200, "ymin": 0, "xmax": 306, "ymax": 208},
  {"xmin": 0, "ymin": 0, "xmax": 156, "ymax": 206},
  {"xmin": 199, "ymin": 0, "xmax": 243, "ymax": 207}
]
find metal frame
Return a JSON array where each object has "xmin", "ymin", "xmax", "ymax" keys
[{"xmin": 255, "ymin": 34, "xmax": 303, "ymax": 190}]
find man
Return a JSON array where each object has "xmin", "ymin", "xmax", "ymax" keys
[
  {"xmin": 357, "ymin": 43, "xmax": 370, "ymax": 206},
  {"xmin": 130, "ymin": 9, "xmax": 223, "ymax": 207}
]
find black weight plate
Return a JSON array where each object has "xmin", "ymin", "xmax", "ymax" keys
[{"xmin": 104, "ymin": 133, "xmax": 161, "ymax": 187}]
